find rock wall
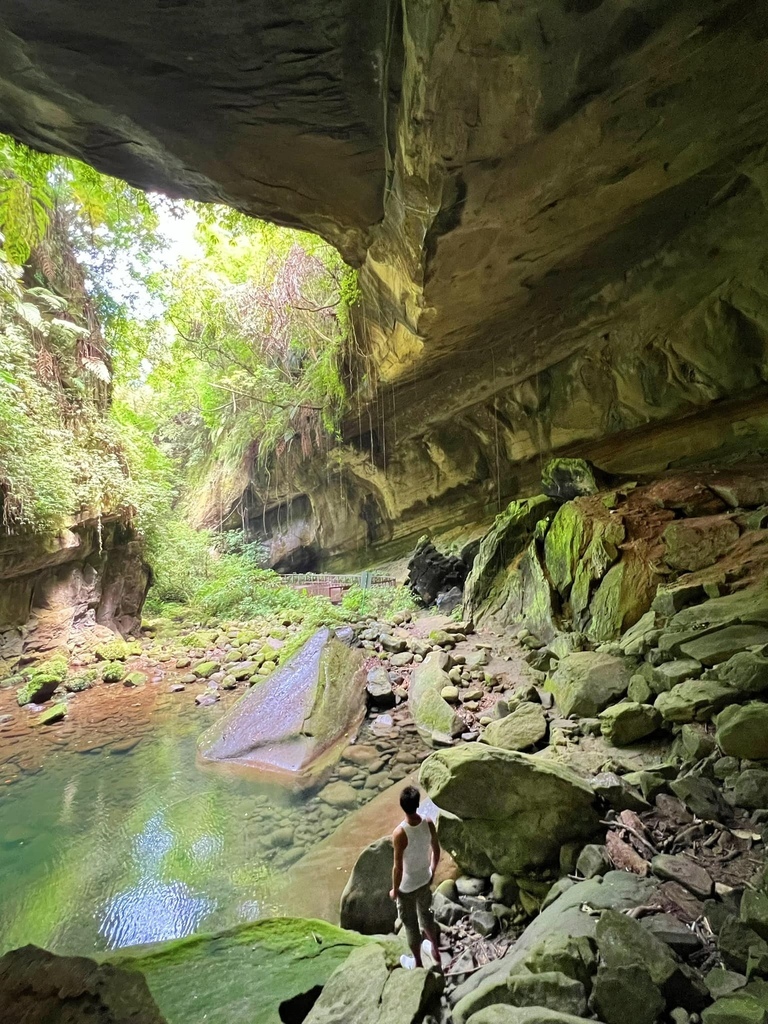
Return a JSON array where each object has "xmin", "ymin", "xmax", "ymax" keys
[
  {"xmin": 2, "ymin": 1, "xmax": 768, "ymax": 564},
  {"xmin": 0, "ymin": 517, "xmax": 151, "ymax": 672}
]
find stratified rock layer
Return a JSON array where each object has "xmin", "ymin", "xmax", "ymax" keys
[
  {"xmin": 3, "ymin": 4, "xmax": 768, "ymax": 566},
  {"xmin": 197, "ymin": 628, "xmax": 366, "ymax": 782},
  {"xmin": 0, "ymin": 517, "xmax": 150, "ymax": 671}
]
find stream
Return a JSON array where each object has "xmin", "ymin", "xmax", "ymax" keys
[{"xmin": 0, "ymin": 685, "xmax": 407, "ymax": 958}]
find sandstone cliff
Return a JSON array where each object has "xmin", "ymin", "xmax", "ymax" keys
[{"xmin": 2, "ymin": 0, "xmax": 768, "ymax": 565}]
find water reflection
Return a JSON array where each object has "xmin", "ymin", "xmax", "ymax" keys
[
  {"xmin": 0, "ymin": 703, "xmax": 295, "ymax": 956},
  {"xmin": 99, "ymin": 879, "xmax": 214, "ymax": 948}
]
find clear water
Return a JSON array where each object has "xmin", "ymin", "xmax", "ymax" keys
[{"xmin": 0, "ymin": 705, "xmax": 319, "ymax": 957}]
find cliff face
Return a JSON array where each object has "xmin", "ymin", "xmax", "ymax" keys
[
  {"xmin": 0, "ymin": 519, "xmax": 151, "ymax": 671},
  {"xmin": 3, "ymin": 0, "xmax": 768, "ymax": 566}
]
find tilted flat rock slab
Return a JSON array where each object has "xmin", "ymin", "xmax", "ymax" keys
[{"xmin": 197, "ymin": 628, "xmax": 365, "ymax": 782}]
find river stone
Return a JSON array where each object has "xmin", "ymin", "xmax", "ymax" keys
[
  {"xmin": 592, "ymin": 963, "xmax": 665, "ymax": 1024},
  {"xmin": 716, "ymin": 652, "xmax": 768, "ymax": 697},
  {"xmin": 366, "ymin": 668, "xmax": 395, "ymax": 708},
  {"xmin": 0, "ymin": 945, "xmax": 166, "ymax": 1024},
  {"xmin": 379, "ymin": 634, "xmax": 407, "ymax": 653},
  {"xmin": 198, "ymin": 629, "xmax": 366, "ymax": 781},
  {"xmin": 481, "ymin": 702, "xmax": 547, "ymax": 751},
  {"xmin": 591, "ymin": 772, "xmax": 650, "ymax": 813},
  {"xmin": 465, "ymin": 1009, "xmax": 596, "ymax": 1024},
  {"xmin": 596, "ymin": 909, "xmax": 677, "ymax": 988},
  {"xmin": 344, "ymin": 744, "xmax": 380, "ymax": 766},
  {"xmin": 420, "ymin": 745, "xmax": 599, "ymax": 877},
  {"xmin": 670, "ymin": 775, "xmax": 729, "ymax": 821},
  {"xmin": 702, "ymin": 995, "xmax": 768, "ymax": 1024},
  {"xmin": 507, "ymin": 971, "xmax": 587, "ymax": 1017},
  {"xmin": 546, "ymin": 652, "xmax": 632, "ymax": 718},
  {"xmin": 732, "ymin": 770, "xmax": 768, "ymax": 811},
  {"xmin": 193, "ymin": 660, "xmax": 219, "ymax": 678},
  {"xmin": 679, "ymin": 626, "xmax": 768, "ymax": 667},
  {"xmin": 663, "ymin": 517, "xmax": 739, "ymax": 572},
  {"xmin": 410, "ymin": 652, "xmax": 464, "ymax": 744},
  {"xmin": 576, "ymin": 844, "xmax": 612, "ymax": 879},
  {"xmin": 32, "ymin": 702, "xmax": 67, "ymax": 725},
  {"xmin": 652, "ymin": 659, "xmax": 704, "ymax": 691},
  {"xmin": 451, "ymin": 872, "xmax": 658, "ymax": 1013},
  {"xmin": 339, "ymin": 837, "xmax": 396, "ymax": 934},
  {"xmin": 321, "ymin": 782, "xmax": 359, "ymax": 809},
  {"xmin": 466, "ymin": 648, "xmax": 490, "ymax": 671},
  {"xmin": 716, "ymin": 703, "xmax": 768, "ymax": 760},
  {"xmin": 599, "ymin": 702, "xmax": 661, "ymax": 746},
  {"xmin": 651, "ymin": 855, "xmax": 713, "ymax": 899},
  {"xmin": 389, "ymin": 651, "xmax": 413, "ymax": 668},
  {"xmin": 679, "ymin": 722, "xmax": 716, "ymax": 762},
  {"xmin": 655, "ymin": 679, "xmax": 737, "ymax": 723}
]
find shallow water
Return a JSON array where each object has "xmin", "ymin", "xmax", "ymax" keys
[{"xmin": 0, "ymin": 700, "xmax": 335, "ymax": 957}]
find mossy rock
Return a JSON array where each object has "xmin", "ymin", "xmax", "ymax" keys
[
  {"xmin": 123, "ymin": 671, "xmax": 147, "ymax": 687},
  {"xmin": 95, "ymin": 639, "xmax": 142, "ymax": 662},
  {"xmin": 193, "ymin": 660, "xmax": 220, "ymax": 679},
  {"xmin": 16, "ymin": 656, "xmax": 69, "ymax": 706},
  {"xmin": 111, "ymin": 917, "xmax": 374, "ymax": 1024},
  {"xmin": 102, "ymin": 662, "xmax": 127, "ymax": 684},
  {"xmin": 65, "ymin": 669, "xmax": 99, "ymax": 693},
  {"xmin": 33, "ymin": 702, "xmax": 68, "ymax": 726}
]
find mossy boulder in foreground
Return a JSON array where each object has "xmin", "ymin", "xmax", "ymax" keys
[
  {"xmin": 0, "ymin": 944, "xmax": 165, "ymax": 1023},
  {"xmin": 111, "ymin": 917, "xmax": 373, "ymax": 1024}
]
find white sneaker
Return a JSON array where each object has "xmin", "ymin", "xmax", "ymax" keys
[
  {"xmin": 400, "ymin": 954, "xmax": 417, "ymax": 970},
  {"xmin": 421, "ymin": 939, "xmax": 446, "ymax": 969}
]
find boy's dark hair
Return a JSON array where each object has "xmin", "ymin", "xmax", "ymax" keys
[{"xmin": 400, "ymin": 785, "xmax": 420, "ymax": 815}]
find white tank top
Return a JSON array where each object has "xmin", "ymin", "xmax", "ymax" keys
[{"xmin": 400, "ymin": 818, "xmax": 432, "ymax": 893}]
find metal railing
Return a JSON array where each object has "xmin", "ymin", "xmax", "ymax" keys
[{"xmin": 272, "ymin": 571, "xmax": 397, "ymax": 604}]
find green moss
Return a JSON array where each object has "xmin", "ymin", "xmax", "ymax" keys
[
  {"xmin": 95, "ymin": 639, "xmax": 142, "ymax": 662},
  {"xmin": 32, "ymin": 702, "xmax": 68, "ymax": 725},
  {"xmin": 193, "ymin": 660, "xmax": 219, "ymax": 678},
  {"xmin": 124, "ymin": 671, "xmax": 147, "ymax": 687},
  {"xmin": 16, "ymin": 656, "xmax": 69, "ymax": 705},
  {"xmin": 64, "ymin": 669, "xmax": 98, "ymax": 692},
  {"xmin": 110, "ymin": 918, "xmax": 373, "ymax": 1024},
  {"xmin": 102, "ymin": 661, "xmax": 127, "ymax": 683}
]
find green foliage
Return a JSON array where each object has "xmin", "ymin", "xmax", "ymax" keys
[{"xmin": 339, "ymin": 584, "xmax": 417, "ymax": 620}]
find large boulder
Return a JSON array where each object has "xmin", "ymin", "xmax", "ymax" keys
[
  {"xmin": 464, "ymin": 496, "xmax": 557, "ymax": 622},
  {"xmin": 662, "ymin": 516, "xmax": 739, "ymax": 572},
  {"xmin": 420, "ymin": 746, "xmax": 600, "ymax": 877},
  {"xmin": 115, "ymin": 917, "xmax": 371, "ymax": 1024},
  {"xmin": 716, "ymin": 703, "xmax": 768, "ymax": 760},
  {"xmin": 0, "ymin": 945, "xmax": 165, "ymax": 1024},
  {"xmin": 339, "ymin": 837, "xmax": 396, "ymax": 935},
  {"xmin": 304, "ymin": 942, "xmax": 443, "ymax": 1024},
  {"xmin": 546, "ymin": 652, "xmax": 632, "ymax": 718},
  {"xmin": 197, "ymin": 628, "xmax": 366, "ymax": 783},
  {"xmin": 409, "ymin": 652, "xmax": 464, "ymax": 745},
  {"xmin": 406, "ymin": 536, "xmax": 469, "ymax": 606},
  {"xmin": 481, "ymin": 703, "xmax": 547, "ymax": 752}
]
